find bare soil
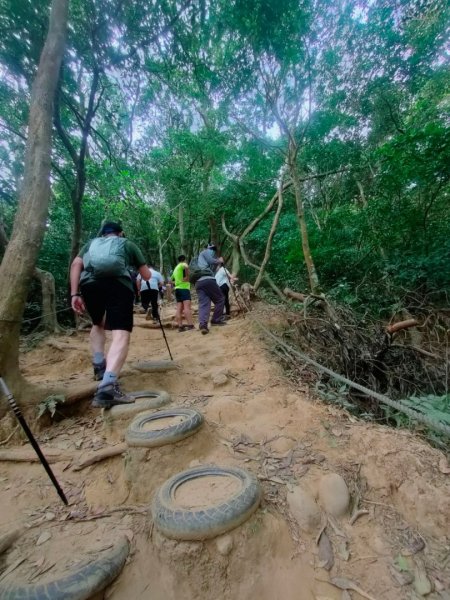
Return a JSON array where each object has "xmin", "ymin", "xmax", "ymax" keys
[{"xmin": 0, "ymin": 301, "xmax": 449, "ymax": 599}]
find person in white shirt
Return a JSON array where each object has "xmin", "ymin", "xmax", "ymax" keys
[
  {"xmin": 138, "ymin": 264, "xmax": 164, "ymax": 322},
  {"xmin": 215, "ymin": 265, "xmax": 237, "ymax": 318}
]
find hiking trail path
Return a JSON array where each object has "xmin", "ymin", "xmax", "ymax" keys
[{"xmin": 0, "ymin": 302, "xmax": 449, "ymax": 599}]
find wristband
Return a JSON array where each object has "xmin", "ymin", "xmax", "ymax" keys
[{"xmin": 71, "ymin": 293, "xmax": 82, "ymax": 298}]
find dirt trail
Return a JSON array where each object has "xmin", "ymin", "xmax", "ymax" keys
[{"xmin": 0, "ymin": 303, "xmax": 449, "ymax": 599}]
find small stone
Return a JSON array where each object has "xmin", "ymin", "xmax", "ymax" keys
[
  {"xmin": 45, "ymin": 512, "xmax": 56, "ymax": 521},
  {"xmin": 212, "ymin": 373, "xmax": 228, "ymax": 387},
  {"xmin": 287, "ymin": 486, "xmax": 322, "ymax": 532},
  {"xmin": 318, "ymin": 473, "xmax": 350, "ymax": 517},
  {"xmin": 216, "ymin": 534, "xmax": 233, "ymax": 556}
]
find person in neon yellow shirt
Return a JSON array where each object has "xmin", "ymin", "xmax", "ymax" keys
[{"xmin": 172, "ymin": 254, "xmax": 195, "ymax": 332}]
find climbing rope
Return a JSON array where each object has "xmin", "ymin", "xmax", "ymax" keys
[{"xmin": 237, "ymin": 300, "xmax": 450, "ymax": 438}]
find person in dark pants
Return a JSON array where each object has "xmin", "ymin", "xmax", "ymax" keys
[
  {"xmin": 195, "ymin": 243, "xmax": 226, "ymax": 334},
  {"xmin": 214, "ymin": 265, "xmax": 237, "ymax": 318},
  {"xmin": 138, "ymin": 264, "xmax": 163, "ymax": 322},
  {"xmin": 70, "ymin": 221, "xmax": 152, "ymax": 408}
]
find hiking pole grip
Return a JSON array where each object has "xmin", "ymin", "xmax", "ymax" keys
[{"xmin": 0, "ymin": 377, "xmax": 68, "ymax": 505}]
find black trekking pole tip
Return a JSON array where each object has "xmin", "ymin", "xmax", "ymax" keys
[{"xmin": 0, "ymin": 376, "xmax": 69, "ymax": 506}]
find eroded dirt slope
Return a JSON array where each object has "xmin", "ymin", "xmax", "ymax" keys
[{"xmin": 0, "ymin": 303, "xmax": 449, "ymax": 599}]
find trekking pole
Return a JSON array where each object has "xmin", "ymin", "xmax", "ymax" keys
[
  {"xmin": 156, "ymin": 312, "xmax": 174, "ymax": 361},
  {"xmin": 0, "ymin": 377, "xmax": 68, "ymax": 505}
]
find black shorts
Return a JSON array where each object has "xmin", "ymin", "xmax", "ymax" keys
[
  {"xmin": 175, "ymin": 288, "xmax": 191, "ymax": 303},
  {"xmin": 81, "ymin": 278, "xmax": 134, "ymax": 332}
]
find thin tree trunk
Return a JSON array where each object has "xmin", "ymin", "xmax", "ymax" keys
[
  {"xmin": 221, "ymin": 214, "xmax": 286, "ymax": 301},
  {"xmin": 254, "ymin": 177, "xmax": 284, "ymax": 291},
  {"xmin": 157, "ymin": 233, "xmax": 164, "ymax": 273},
  {"xmin": 178, "ymin": 204, "xmax": 185, "ymax": 255},
  {"xmin": 231, "ymin": 244, "xmax": 240, "ymax": 276},
  {"xmin": 290, "ymin": 161, "xmax": 321, "ymax": 294},
  {"xmin": 0, "ymin": 0, "xmax": 69, "ymax": 414}
]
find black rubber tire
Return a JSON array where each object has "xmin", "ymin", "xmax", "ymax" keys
[
  {"xmin": 0, "ymin": 537, "xmax": 129, "ymax": 600},
  {"xmin": 105, "ymin": 390, "xmax": 171, "ymax": 421},
  {"xmin": 152, "ymin": 465, "xmax": 262, "ymax": 540},
  {"xmin": 125, "ymin": 408, "xmax": 203, "ymax": 448}
]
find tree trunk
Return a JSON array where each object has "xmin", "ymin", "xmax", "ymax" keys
[
  {"xmin": 0, "ymin": 0, "xmax": 69, "ymax": 414},
  {"xmin": 178, "ymin": 204, "xmax": 185, "ymax": 255},
  {"xmin": 254, "ymin": 177, "xmax": 284, "ymax": 291},
  {"xmin": 231, "ymin": 244, "xmax": 240, "ymax": 276},
  {"xmin": 34, "ymin": 268, "xmax": 61, "ymax": 334},
  {"xmin": 0, "ymin": 222, "xmax": 8, "ymax": 260},
  {"xmin": 290, "ymin": 160, "xmax": 321, "ymax": 294},
  {"xmin": 157, "ymin": 233, "xmax": 164, "ymax": 273}
]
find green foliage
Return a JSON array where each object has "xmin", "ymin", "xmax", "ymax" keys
[
  {"xmin": 37, "ymin": 394, "xmax": 66, "ymax": 418},
  {"xmin": 0, "ymin": 0, "xmax": 448, "ymax": 326}
]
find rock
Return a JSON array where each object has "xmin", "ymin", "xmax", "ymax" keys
[
  {"xmin": 287, "ymin": 485, "xmax": 322, "ymax": 533},
  {"xmin": 318, "ymin": 473, "xmax": 350, "ymax": 517},
  {"xmin": 216, "ymin": 534, "xmax": 233, "ymax": 556},
  {"xmin": 212, "ymin": 373, "xmax": 228, "ymax": 387}
]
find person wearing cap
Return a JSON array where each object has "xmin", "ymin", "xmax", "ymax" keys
[
  {"xmin": 70, "ymin": 222, "xmax": 152, "ymax": 409},
  {"xmin": 196, "ymin": 243, "xmax": 226, "ymax": 334}
]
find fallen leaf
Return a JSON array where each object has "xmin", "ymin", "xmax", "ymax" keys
[
  {"xmin": 413, "ymin": 559, "xmax": 432, "ymax": 596},
  {"xmin": 389, "ymin": 565, "xmax": 414, "ymax": 587},
  {"xmin": 438, "ymin": 456, "xmax": 450, "ymax": 475},
  {"xmin": 395, "ymin": 555, "xmax": 410, "ymax": 572},
  {"xmin": 122, "ymin": 529, "xmax": 134, "ymax": 542},
  {"xmin": 36, "ymin": 530, "xmax": 52, "ymax": 546},
  {"xmin": 336, "ymin": 540, "xmax": 350, "ymax": 561},
  {"xmin": 318, "ymin": 531, "xmax": 334, "ymax": 571}
]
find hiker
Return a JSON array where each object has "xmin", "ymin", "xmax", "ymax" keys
[
  {"xmin": 138, "ymin": 264, "xmax": 164, "ymax": 322},
  {"xmin": 195, "ymin": 243, "xmax": 226, "ymax": 334},
  {"xmin": 70, "ymin": 221, "xmax": 152, "ymax": 408},
  {"xmin": 172, "ymin": 254, "xmax": 195, "ymax": 332},
  {"xmin": 215, "ymin": 265, "xmax": 237, "ymax": 319}
]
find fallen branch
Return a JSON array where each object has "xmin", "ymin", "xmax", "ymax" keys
[
  {"xmin": 283, "ymin": 287, "xmax": 307, "ymax": 302},
  {"xmin": 390, "ymin": 344, "xmax": 439, "ymax": 359},
  {"xmin": 386, "ymin": 319, "xmax": 419, "ymax": 335},
  {"xmin": 73, "ymin": 443, "xmax": 127, "ymax": 471},
  {"xmin": 0, "ymin": 448, "xmax": 72, "ymax": 463}
]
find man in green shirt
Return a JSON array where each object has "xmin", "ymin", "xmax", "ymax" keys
[
  {"xmin": 172, "ymin": 254, "xmax": 194, "ymax": 332},
  {"xmin": 70, "ymin": 221, "xmax": 152, "ymax": 408}
]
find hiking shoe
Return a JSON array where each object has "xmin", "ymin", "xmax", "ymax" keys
[
  {"xmin": 145, "ymin": 309, "xmax": 151, "ymax": 321},
  {"xmin": 93, "ymin": 360, "xmax": 106, "ymax": 381},
  {"xmin": 211, "ymin": 320, "xmax": 227, "ymax": 326},
  {"xmin": 184, "ymin": 325, "xmax": 195, "ymax": 330},
  {"xmin": 199, "ymin": 325, "xmax": 209, "ymax": 335},
  {"xmin": 178, "ymin": 326, "xmax": 187, "ymax": 332},
  {"xmin": 92, "ymin": 383, "xmax": 135, "ymax": 409}
]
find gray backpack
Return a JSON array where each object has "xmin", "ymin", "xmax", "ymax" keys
[{"xmin": 84, "ymin": 237, "xmax": 129, "ymax": 278}]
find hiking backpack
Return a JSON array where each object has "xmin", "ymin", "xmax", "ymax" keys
[
  {"xmin": 84, "ymin": 237, "xmax": 130, "ymax": 278},
  {"xmin": 188, "ymin": 255, "xmax": 214, "ymax": 284}
]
